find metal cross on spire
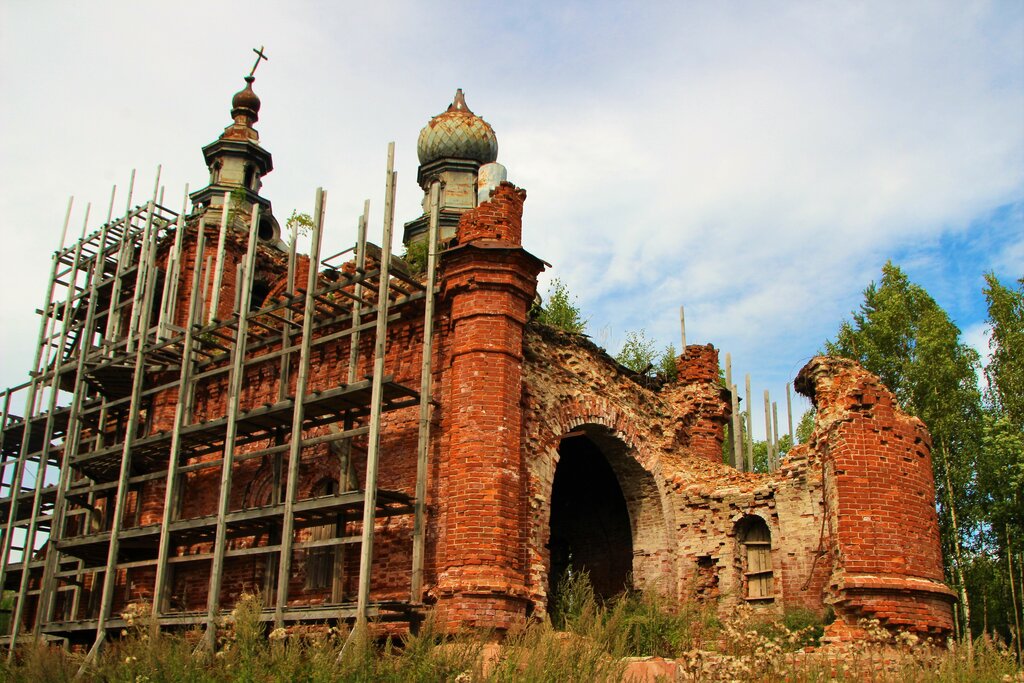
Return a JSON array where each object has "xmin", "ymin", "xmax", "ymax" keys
[{"xmin": 249, "ymin": 46, "xmax": 269, "ymax": 77}]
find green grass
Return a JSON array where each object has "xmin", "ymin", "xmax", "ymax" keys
[{"xmin": 0, "ymin": 584, "xmax": 1020, "ymax": 682}]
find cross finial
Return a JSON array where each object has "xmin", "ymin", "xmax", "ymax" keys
[{"xmin": 249, "ymin": 46, "xmax": 269, "ymax": 78}]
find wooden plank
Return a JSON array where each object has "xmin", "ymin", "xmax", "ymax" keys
[
  {"xmin": 355, "ymin": 143, "xmax": 397, "ymax": 627},
  {"xmin": 152, "ymin": 222, "xmax": 207, "ymax": 620},
  {"xmin": 412, "ymin": 180, "xmax": 440, "ymax": 602},
  {"xmin": 10, "ymin": 208, "xmax": 91, "ymax": 648},
  {"xmin": 38, "ymin": 209, "xmax": 115, "ymax": 630},
  {"xmin": 204, "ymin": 203, "xmax": 263, "ymax": 649},
  {"xmin": 274, "ymin": 188, "xmax": 326, "ymax": 628},
  {"xmin": 88, "ymin": 198, "xmax": 161, "ymax": 662}
]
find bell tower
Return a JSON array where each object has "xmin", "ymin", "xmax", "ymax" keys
[{"xmin": 190, "ymin": 62, "xmax": 281, "ymax": 245}]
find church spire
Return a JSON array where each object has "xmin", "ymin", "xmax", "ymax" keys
[{"xmin": 189, "ymin": 53, "xmax": 280, "ymax": 246}]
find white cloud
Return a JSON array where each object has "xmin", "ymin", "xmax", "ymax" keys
[{"xmin": 0, "ymin": 1, "xmax": 1021, "ymax": 430}]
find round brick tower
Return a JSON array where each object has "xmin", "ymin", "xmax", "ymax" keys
[{"xmin": 432, "ymin": 182, "xmax": 544, "ymax": 631}]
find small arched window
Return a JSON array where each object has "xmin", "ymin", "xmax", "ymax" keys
[
  {"xmin": 305, "ymin": 479, "xmax": 339, "ymax": 591},
  {"xmin": 737, "ymin": 516, "xmax": 774, "ymax": 601}
]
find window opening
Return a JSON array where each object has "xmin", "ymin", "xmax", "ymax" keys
[{"xmin": 737, "ymin": 516, "xmax": 774, "ymax": 601}]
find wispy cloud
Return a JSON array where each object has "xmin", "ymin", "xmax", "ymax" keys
[{"xmin": 1, "ymin": 2, "xmax": 1020, "ymax": 439}]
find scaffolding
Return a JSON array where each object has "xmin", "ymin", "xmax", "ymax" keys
[{"xmin": 0, "ymin": 145, "xmax": 440, "ymax": 653}]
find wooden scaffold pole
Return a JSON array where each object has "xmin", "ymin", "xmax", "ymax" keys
[
  {"xmin": 205, "ymin": 202, "xmax": 264, "ymax": 649},
  {"xmin": 272, "ymin": 189, "xmax": 326, "ymax": 629},
  {"xmin": 0, "ymin": 196, "xmax": 74, "ymax": 612},
  {"xmin": 9, "ymin": 206, "xmax": 91, "ymax": 651},
  {"xmin": 152, "ymin": 220, "xmax": 208, "ymax": 625},
  {"xmin": 355, "ymin": 143, "xmax": 398, "ymax": 627},
  {"xmin": 86, "ymin": 196, "xmax": 161, "ymax": 663},
  {"xmin": 38, "ymin": 205, "xmax": 117, "ymax": 631},
  {"xmin": 744, "ymin": 374, "xmax": 754, "ymax": 472},
  {"xmin": 411, "ymin": 180, "xmax": 441, "ymax": 602}
]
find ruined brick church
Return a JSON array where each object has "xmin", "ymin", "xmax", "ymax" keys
[{"xmin": 0, "ymin": 70, "xmax": 955, "ymax": 651}]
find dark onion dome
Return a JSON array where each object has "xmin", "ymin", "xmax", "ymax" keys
[
  {"xmin": 231, "ymin": 76, "xmax": 261, "ymax": 124},
  {"xmin": 417, "ymin": 89, "xmax": 498, "ymax": 165}
]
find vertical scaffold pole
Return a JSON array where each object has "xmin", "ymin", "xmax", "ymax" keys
[
  {"xmin": 333, "ymin": 200, "xmax": 369, "ymax": 603},
  {"xmin": 0, "ymin": 197, "xmax": 74, "ymax": 606},
  {"xmin": 209, "ymin": 192, "xmax": 231, "ymax": 322},
  {"xmin": 411, "ymin": 180, "xmax": 441, "ymax": 602},
  {"xmin": 204, "ymin": 204, "xmax": 263, "ymax": 649},
  {"xmin": 346, "ymin": 201, "xmax": 370, "ymax": 385},
  {"xmin": 679, "ymin": 306, "xmax": 686, "ymax": 357},
  {"xmin": 38, "ymin": 210, "xmax": 115, "ymax": 630},
  {"xmin": 152, "ymin": 221, "xmax": 207, "ymax": 624},
  {"xmin": 763, "ymin": 390, "xmax": 774, "ymax": 473},
  {"xmin": 772, "ymin": 401, "xmax": 781, "ymax": 468},
  {"xmin": 103, "ymin": 170, "xmax": 136, "ymax": 350},
  {"xmin": 157, "ymin": 185, "xmax": 189, "ymax": 339},
  {"xmin": 786, "ymin": 382, "xmax": 795, "ymax": 445},
  {"xmin": 87, "ymin": 199, "xmax": 160, "ymax": 661},
  {"xmin": 355, "ymin": 144, "xmax": 397, "ymax": 627},
  {"xmin": 744, "ymin": 374, "xmax": 754, "ymax": 472},
  {"xmin": 9, "ymin": 207, "xmax": 90, "ymax": 650},
  {"xmin": 274, "ymin": 189, "xmax": 326, "ymax": 628}
]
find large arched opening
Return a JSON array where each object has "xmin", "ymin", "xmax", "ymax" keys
[{"xmin": 549, "ymin": 433, "xmax": 634, "ymax": 600}]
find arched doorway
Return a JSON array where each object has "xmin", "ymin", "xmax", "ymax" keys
[{"xmin": 549, "ymin": 433, "xmax": 633, "ymax": 601}]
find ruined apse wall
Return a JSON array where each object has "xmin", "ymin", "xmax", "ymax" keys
[
  {"xmin": 521, "ymin": 328, "xmax": 832, "ymax": 619},
  {"xmin": 520, "ymin": 332, "xmax": 954, "ymax": 637},
  {"xmin": 795, "ymin": 357, "xmax": 956, "ymax": 639}
]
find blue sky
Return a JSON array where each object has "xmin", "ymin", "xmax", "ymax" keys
[{"xmin": 1, "ymin": 1, "xmax": 1021, "ymax": 439}]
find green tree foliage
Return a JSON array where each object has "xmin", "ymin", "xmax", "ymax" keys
[
  {"xmin": 616, "ymin": 329, "xmax": 657, "ymax": 374},
  {"xmin": 825, "ymin": 261, "xmax": 984, "ymax": 637},
  {"xmin": 972, "ymin": 274, "xmax": 1024, "ymax": 640},
  {"xmin": 286, "ymin": 210, "xmax": 314, "ymax": 247},
  {"xmin": 984, "ymin": 274, "xmax": 1024, "ymax": 428},
  {"xmin": 658, "ymin": 343, "xmax": 679, "ymax": 381},
  {"xmin": 402, "ymin": 239, "xmax": 429, "ymax": 275},
  {"xmin": 535, "ymin": 278, "xmax": 588, "ymax": 334},
  {"xmin": 795, "ymin": 408, "xmax": 815, "ymax": 444}
]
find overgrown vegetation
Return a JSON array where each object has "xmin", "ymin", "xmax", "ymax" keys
[
  {"xmin": 827, "ymin": 263, "xmax": 1024, "ymax": 647},
  {"xmin": 5, "ymin": 580, "xmax": 1019, "ymax": 681},
  {"xmin": 615, "ymin": 329, "xmax": 657, "ymax": 374},
  {"xmin": 286, "ymin": 210, "xmax": 314, "ymax": 247},
  {"xmin": 402, "ymin": 239, "xmax": 429, "ymax": 275},
  {"xmin": 614, "ymin": 329, "xmax": 679, "ymax": 381},
  {"xmin": 533, "ymin": 278, "xmax": 588, "ymax": 334}
]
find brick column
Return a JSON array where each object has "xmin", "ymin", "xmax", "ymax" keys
[
  {"xmin": 434, "ymin": 183, "xmax": 544, "ymax": 631},
  {"xmin": 673, "ymin": 344, "xmax": 730, "ymax": 463},
  {"xmin": 795, "ymin": 357, "xmax": 955, "ymax": 640}
]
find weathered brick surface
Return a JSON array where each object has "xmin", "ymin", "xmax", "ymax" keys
[
  {"xmin": 37, "ymin": 184, "xmax": 952, "ymax": 642},
  {"xmin": 795, "ymin": 357, "xmax": 955, "ymax": 638}
]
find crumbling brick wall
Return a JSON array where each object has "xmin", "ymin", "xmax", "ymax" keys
[
  {"xmin": 53, "ymin": 183, "xmax": 952, "ymax": 643},
  {"xmin": 795, "ymin": 356, "xmax": 955, "ymax": 639}
]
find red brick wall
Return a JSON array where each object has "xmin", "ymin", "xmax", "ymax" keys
[
  {"xmin": 46, "ymin": 188, "xmax": 952, "ymax": 644},
  {"xmin": 431, "ymin": 183, "xmax": 542, "ymax": 630},
  {"xmin": 795, "ymin": 356, "xmax": 955, "ymax": 638}
]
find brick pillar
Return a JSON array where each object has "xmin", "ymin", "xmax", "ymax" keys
[
  {"xmin": 795, "ymin": 357, "xmax": 955, "ymax": 639},
  {"xmin": 673, "ymin": 344, "xmax": 730, "ymax": 463},
  {"xmin": 434, "ymin": 183, "xmax": 544, "ymax": 631}
]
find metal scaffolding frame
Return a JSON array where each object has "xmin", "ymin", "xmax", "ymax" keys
[{"xmin": 1, "ymin": 147, "xmax": 440, "ymax": 654}]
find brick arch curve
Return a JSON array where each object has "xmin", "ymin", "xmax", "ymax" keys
[{"xmin": 528, "ymin": 400, "xmax": 680, "ymax": 613}]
